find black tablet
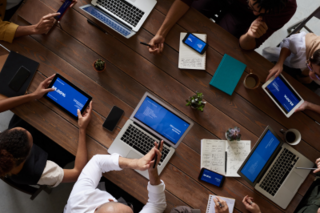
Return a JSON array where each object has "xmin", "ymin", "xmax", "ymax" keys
[{"xmin": 45, "ymin": 74, "xmax": 92, "ymax": 120}]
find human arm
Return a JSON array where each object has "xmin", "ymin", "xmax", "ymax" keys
[
  {"xmin": 62, "ymin": 101, "xmax": 92, "ymax": 182},
  {"xmin": 242, "ymin": 195, "xmax": 261, "ymax": 213},
  {"xmin": 213, "ymin": 197, "xmax": 229, "ymax": 213},
  {"xmin": 0, "ymin": 74, "xmax": 55, "ymax": 113},
  {"xmin": 295, "ymin": 101, "xmax": 320, "ymax": 115},
  {"xmin": 148, "ymin": 0, "xmax": 189, "ymax": 54},
  {"xmin": 265, "ymin": 47, "xmax": 291, "ymax": 81}
]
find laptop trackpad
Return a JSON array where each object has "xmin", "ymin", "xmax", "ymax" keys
[
  {"xmin": 282, "ymin": 172, "xmax": 303, "ymax": 192},
  {"xmin": 126, "ymin": 150, "xmax": 143, "ymax": 159}
]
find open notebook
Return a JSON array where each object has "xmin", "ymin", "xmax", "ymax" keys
[
  {"xmin": 178, "ymin": 32, "xmax": 207, "ymax": 70},
  {"xmin": 201, "ymin": 139, "xmax": 251, "ymax": 177},
  {"xmin": 206, "ymin": 195, "xmax": 235, "ymax": 213}
]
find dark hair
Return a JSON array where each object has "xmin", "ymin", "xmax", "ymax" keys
[
  {"xmin": 253, "ymin": 0, "xmax": 288, "ymax": 14},
  {"xmin": 310, "ymin": 49, "xmax": 320, "ymax": 66},
  {"xmin": 0, "ymin": 129, "xmax": 31, "ymax": 177}
]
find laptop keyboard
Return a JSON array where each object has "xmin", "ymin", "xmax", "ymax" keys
[
  {"xmin": 97, "ymin": 0, "xmax": 145, "ymax": 27},
  {"xmin": 121, "ymin": 124, "xmax": 170, "ymax": 165},
  {"xmin": 260, "ymin": 148, "xmax": 299, "ymax": 196}
]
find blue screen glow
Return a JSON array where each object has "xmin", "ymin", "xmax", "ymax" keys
[
  {"xmin": 266, "ymin": 76, "xmax": 301, "ymax": 113},
  {"xmin": 200, "ymin": 169, "xmax": 223, "ymax": 187},
  {"xmin": 134, "ymin": 97, "xmax": 190, "ymax": 144},
  {"xmin": 241, "ymin": 130, "xmax": 280, "ymax": 182},
  {"xmin": 184, "ymin": 34, "xmax": 206, "ymax": 53},
  {"xmin": 47, "ymin": 77, "xmax": 89, "ymax": 117}
]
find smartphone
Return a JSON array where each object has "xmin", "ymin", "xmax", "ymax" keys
[
  {"xmin": 55, "ymin": 0, "xmax": 73, "ymax": 21},
  {"xmin": 198, "ymin": 168, "xmax": 225, "ymax": 187},
  {"xmin": 182, "ymin": 33, "xmax": 208, "ymax": 54},
  {"xmin": 8, "ymin": 66, "xmax": 31, "ymax": 92},
  {"xmin": 103, "ymin": 106, "xmax": 124, "ymax": 131}
]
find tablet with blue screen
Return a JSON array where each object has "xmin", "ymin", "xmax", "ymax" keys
[
  {"xmin": 45, "ymin": 74, "xmax": 92, "ymax": 119},
  {"xmin": 262, "ymin": 74, "xmax": 304, "ymax": 118}
]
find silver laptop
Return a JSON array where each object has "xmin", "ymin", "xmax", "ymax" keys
[
  {"xmin": 80, "ymin": 0, "xmax": 157, "ymax": 38},
  {"xmin": 108, "ymin": 92, "xmax": 194, "ymax": 179},
  {"xmin": 237, "ymin": 126, "xmax": 314, "ymax": 209}
]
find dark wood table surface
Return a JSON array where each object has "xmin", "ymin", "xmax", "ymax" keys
[{"xmin": 1, "ymin": 0, "xmax": 320, "ymax": 212}]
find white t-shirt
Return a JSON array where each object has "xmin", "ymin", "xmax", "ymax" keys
[
  {"xmin": 37, "ymin": 160, "xmax": 64, "ymax": 187},
  {"xmin": 6, "ymin": 0, "xmax": 23, "ymax": 10},
  {"xmin": 64, "ymin": 154, "xmax": 167, "ymax": 213}
]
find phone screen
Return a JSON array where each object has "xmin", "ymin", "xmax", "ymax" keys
[
  {"xmin": 199, "ymin": 168, "xmax": 225, "ymax": 187},
  {"xmin": 183, "ymin": 33, "xmax": 207, "ymax": 54},
  {"xmin": 55, "ymin": 0, "xmax": 73, "ymax": 20},
  {"xmin": 103, "ymin": 106, "xmax": 124, "ymax": 131},
  {"xmin": 8, "ymin": 66, "xmax": 30, "ymax": 92}
]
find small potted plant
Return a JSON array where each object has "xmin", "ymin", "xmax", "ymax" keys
[
  {"xmin": 225, "ymin": 127, "xmax": 241, "ymax": 141},
  {"xmin": 93, "ymin": 59, "xmax": 106, "ymax": 72},
  {"xmin": 186, "ymin": 92, "xmax": 206, "ymax": 112}
]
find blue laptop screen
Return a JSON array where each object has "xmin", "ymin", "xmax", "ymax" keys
[
  {"xmin": 46, "ymin": 77, "xmax": 89, "ymax": 117},
  {"xmin": 134, "ymin": 97, "xmax": 190, "ymax": 144},
  {"xmin": 266, "ymin": 76, "xmax": 301, "ymax": 113},
  {"xmin": 184, "ymin": 33, "xmax": 206, "ymax": 53},
  {"xmin": 241, "ymin": 130, "xmax": 280, "ymax": 182}
]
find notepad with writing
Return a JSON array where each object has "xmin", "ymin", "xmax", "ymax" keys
[
  {"xmin": 178, "ymin": 32, "xmax": 206, "ymax": 70},
  {"xmin": 209, "ymin": 54, "xmax": 246, "ymax": 95},
  {"xmin": 201, "ymin": 139, "xmax": 251, "ymax": 177},
  {"xmin": 206, "ymin": 195, "xmax": 235, "ymax": 213}
]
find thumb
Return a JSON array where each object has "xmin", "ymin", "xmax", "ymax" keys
[
  {"xmin": 257, "ymin": 16, "xmax": 263, "ymax": 21},
  {"xmin": 77, "ymin": 109, "xmax": 82, "ymax": 118},
  {"xmin": 47, "ymin": 88, "xmax": 55, "ymax": 92},
  {"xmin": 314, "ymin": 168, "xmax": 320, "ymax": 173}
]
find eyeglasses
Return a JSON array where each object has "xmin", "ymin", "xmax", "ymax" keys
[{"xmin": 306, "ymin": 62, "xmax": 320, "ymax": 81}]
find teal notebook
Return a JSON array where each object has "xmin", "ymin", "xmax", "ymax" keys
[{"xmin": 209, "ymin": 54, "xmax": 246, "ymax": 95}]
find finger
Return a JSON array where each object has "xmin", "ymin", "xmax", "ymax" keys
[
  {"xmin": 43, "ymin": 12, "xmax": 60, "ymax": 19},
  {"xmin": 316, "ymin": 158, "xmax": 320, "ymax": 164},
  {"xmin": 313, "ymin": 168, "xmax": 320, "ymax": 173},
  {"xmin": 45, "ymin": 88, "xmax": 55, "ymax": 93},
  {"xmin": 159, "ymin": 140, "xmax": 164, "ymax": 152},
  {"xmin": 266, "ymin": 72, "xmax": 273, "ymax": 81},
  {"xmin": 213, "ymin": 198, "xmax": 219, "ymax": 207},
  {"xmin": 149, "ymin": 47, "xmax": 158, "ymax": 53},
  {"xmin": 77, "ymin": 109, "xmax": 82, "ymax": 118},
  {"xmin": 160, "ymin": 43, "xmax": 164, "ymax": 52}
]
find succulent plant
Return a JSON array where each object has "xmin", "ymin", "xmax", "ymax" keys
[
  {"xmin": 226, "ymin": 127, "xmax": 241, "ymax": 141},
  {"xmin": 94, "ymin": 59, "xmax": 105, "ymax": 71},
  {"xmin": 186, "ymin": 92, "xmax": 206, "ymax": 112}
]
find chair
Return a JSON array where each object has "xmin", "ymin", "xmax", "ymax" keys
[
  {"xmin": 287, "ymin": 6, "xmax": 320, "ymax": 36},
  {"xmin": 1, "ymin": 177, "xmax": 52, "ymax": 200}
]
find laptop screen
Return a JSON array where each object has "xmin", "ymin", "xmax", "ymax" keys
[
  {"xmin": 240, "ymin": 130, "xmax": 281, "ymax": 182},
  {"xmin": 134, "ymin": 96, "xmax": 190, "ymax": 144}
]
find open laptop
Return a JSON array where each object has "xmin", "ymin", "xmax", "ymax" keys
[
  {"xmin": 80, "ymin": 0, "xmax": 157, "ymax": 38},
  {"xmin": 108, "ymin": 92, "xmax": 194, "ymax": 179},
  {"xmin": 237, "ymin": 126, "xmax": 314, "ymax": 209}
]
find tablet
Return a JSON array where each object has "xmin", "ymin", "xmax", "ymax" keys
[
  {"xmin": 262, "ymin": 74, "xmax": 304, "ymax": 118},
  {"xmin": 45, "ymin": 74, "xmax": 92, "ymax": 119}
]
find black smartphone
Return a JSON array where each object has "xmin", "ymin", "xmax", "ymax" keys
[
  {"xmin": 8, "ymin": 66, "xmax": 31, "ymax": 92},
  {"xmin": 182, "ymin": 33, "xmax": 208, "ymax": 54},
  {"xmin": 103, "ymin": 106, "xmax": 124, "ymax": 131},
  {"xmin": 198, "ymin": 168, "xmax": 225, "ymax": 187},
  {"xmin": 55, "ymin": 0, "xmax": 73, "ymax": 21}
]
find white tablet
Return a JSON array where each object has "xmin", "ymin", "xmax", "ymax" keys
[{"xmin": 262, "ymin": 74, "xmax": 304, "ymax": 118}]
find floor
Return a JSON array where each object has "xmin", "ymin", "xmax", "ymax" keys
[{"xmin": 0, "ymin": 1, "xmax": 319, "ymax": 212}]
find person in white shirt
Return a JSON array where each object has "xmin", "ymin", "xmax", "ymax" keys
[{"xmin": 64, "ymin": 141, "xmax": 167, "ymax": 213}]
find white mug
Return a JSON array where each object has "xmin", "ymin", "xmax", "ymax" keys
[{"xmin": 280, "ymin": 128, "xmax": 301, "ymax": 145}]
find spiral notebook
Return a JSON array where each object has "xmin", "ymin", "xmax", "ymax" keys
[{"xmin": 206, "ymin": 195, "xmax": 235, "ymax": 213}]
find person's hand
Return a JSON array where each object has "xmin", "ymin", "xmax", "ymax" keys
[
  {"xmin": 313, "ymin": 158, "xmax": 320, "ymax": 173},
  {"xmin": 60, "ymin": 0, "xmax": 77, "ymax": 8},
  {"xmin": 247, "ymin": 16, "xmax": 268, "ymax": 39},
  {"xmin": 148, "ymin": 34, "xmax": 165, "ymax": 54},
  {"xmin": 295, "ymin": 101, "xmax": 310, "ymax": 113},
  {"xmin": 266, "ymin": 62, "xmax": 283, "ymax": 81},
  {"xmin": 213, "ymin": 197, "xmax": 229, "ymax": 213},
  {"xmin": 134, "ymin": 140, "xmax": 163, "ymax": 171},
  {"xmin": 31, "ymin": 74, "xmax": 56, "ymax": 99},
  {"xmin": 33, "ymin": 13, "xmax": 60, "ymax": 34},
  {"xmin": 77, "ymin": 101, "xmax": 93, "ymax": 130},
  {"xmin": 242, "ymin": 195, "xmax": 261, "ymax": 213}
]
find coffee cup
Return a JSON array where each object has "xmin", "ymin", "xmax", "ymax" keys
[
  {"xmin": 244, "ymin": 72, "xmax": 260, "ymax": 89},
  {"xmin": 280, "ymin": 129, "xmax": 301, "ymax": 145}
]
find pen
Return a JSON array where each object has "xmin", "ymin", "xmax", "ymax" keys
[
  {"xmin": 153, "ymin": 142, "xmax": 159, "ymax": 169},
  {"xmin": 140, "ymin": 42, "xmax": 152, "ymax": 47},
  {"xmin": 87, "ymin": 19, "xmax": 108, "ymax": 34},
  {"xmin": 218, "ymin": 200, "xmax": 223, "ymax": 208},
  {"xmin": 296, "ymin": 167, "xmax": 317, "ymax": 170}
]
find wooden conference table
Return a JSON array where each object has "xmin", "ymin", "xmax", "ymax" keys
[{"xmin": 2, "ymin": 0, "xmax": 320, "ymax": 212}]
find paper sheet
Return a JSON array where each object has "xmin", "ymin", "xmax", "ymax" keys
[
  {"xmin": 178, "ymin": 32, "xmax": 206, "ymax": 70},
  {"xmin": 226, "ymin": 140, "xmax": 251, "ymax": 177},
  {"xmin": 201, "ymin": 139, "xmax": 226, "ymax": 175},
  {"xmin": 206, "ymin": 195, "xmax": 235, "ymax": 213}
]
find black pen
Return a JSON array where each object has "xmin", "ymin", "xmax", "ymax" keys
[
  {"xmin": 218, "ymin": 200, "xmax": 223, "ymax": 208},
  {"xmin": 87, "ymin": 19, "xmax": 108, "ymax": 34},
  {"xmin": 153, "ymin": 142, "xmax": 160, "ymax": 168},
  {"xmin": 140, "ymin": 42, "xmax": 152, "ymax": 47}
]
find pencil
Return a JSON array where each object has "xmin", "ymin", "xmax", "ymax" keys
[
  {"xmin": 140, "ymin": 42, "xmax": 152, "ymax": 47},
  {"xmin": 153, "ymin": 142, "xmax": 159, "ymax": 169}
]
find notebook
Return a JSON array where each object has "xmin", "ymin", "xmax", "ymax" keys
[
  {"xmin": 206, "ymin": 195, "xmax": 235, "ymax": 213},
  {"xmin": 178, "ymin": 32, "xmax": 207, "ymax": 70},
  {"xmin": 201, "ymin": 139, "xmax": 251, "ymax": 177},
  {"xmin": 209, "ymin": 54, "xmax": 246, "ymax": 95}
]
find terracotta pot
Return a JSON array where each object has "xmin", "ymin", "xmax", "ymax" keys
[{"xmin": 93, "ymin": 60, "xmax": 106, "ymax": 72}]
